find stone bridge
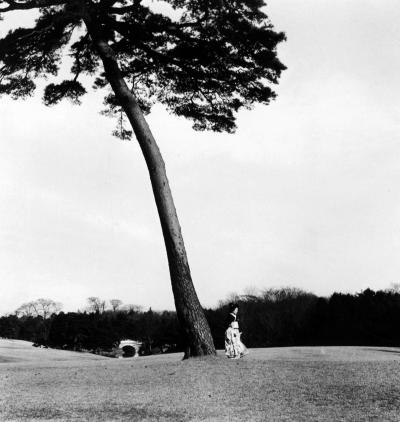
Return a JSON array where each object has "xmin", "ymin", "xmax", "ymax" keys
[{"xmin": 119, "ymin": 339, "xmax": 142, "ymax": 358}]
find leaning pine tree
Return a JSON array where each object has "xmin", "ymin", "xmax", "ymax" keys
[{"xmin": 0, "ymin": 0, "xmax": 286, "ymax": 357}]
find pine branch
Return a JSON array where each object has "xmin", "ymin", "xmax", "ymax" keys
[
  {"xmin": 108, "ymin": 0, "xmax": 142, "ymax": 15},
  {"xmin": 0, "ymin": 0, "xmax": 66, "ymax": 13}
]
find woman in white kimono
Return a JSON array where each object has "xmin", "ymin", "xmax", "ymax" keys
[{"xmin": 225, "ymin": 303, "xmax": 248, "ymax": 359}]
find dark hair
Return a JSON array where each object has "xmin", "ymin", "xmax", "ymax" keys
[{"xmin": 228, "ymin": 302, "xmax": 239, "ymax": 313}]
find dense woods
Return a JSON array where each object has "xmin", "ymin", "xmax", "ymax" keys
[{"xmin": 2, "ymin": 288, "xmax": 400, "ymax": 354}]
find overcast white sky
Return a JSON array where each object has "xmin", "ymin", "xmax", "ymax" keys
[{"xmin": 1, "ymin": 0, "xmax": 400, "ymax": 314}]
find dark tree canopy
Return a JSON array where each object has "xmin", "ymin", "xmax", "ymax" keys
[{"xmin": 0, "ymin": 0, "xmax": 286, "ymax": 136}]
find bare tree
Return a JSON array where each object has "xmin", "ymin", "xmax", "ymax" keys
[
  {"xmin": 15, "ymin": 298, "xmax": 62, "ymax": 319},
  {"xmin": 386, "ymin": 283, "xmax": 400, "ymax": 294},
  {"xmin": 34, "ymin": 298, "xmax": 63, "ymax": 319},
  {"xmin": 122, "ymin": 304, "xmax": 143, "ymax": 313},
  {"xmin": 15, "ymin": 302, "xmax": 35, "ymax": 318},
  {"xmin": 14, "ymin": 298, "xmax": 62, "ymax": 345},
  {"xmin": 87, "ymin": 297, "xmax": 106, "ymax": 313},
  {"xmin": 110, "ymin": 299, "xmax": 123, "ymax": 312}
]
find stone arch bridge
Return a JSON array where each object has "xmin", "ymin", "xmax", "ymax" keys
[{"xmin": 119, "ymin": 339, "xmax": 142, "ymax": 358}]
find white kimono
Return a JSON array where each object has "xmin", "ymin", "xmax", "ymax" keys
[{"xmin": 224, "ymin": 313, "xmax": 248, "ymax": 358}]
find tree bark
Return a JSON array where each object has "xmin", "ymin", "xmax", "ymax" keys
[{"xmin": 84, "ymin": 19, "xmax": 216, "ymax": 358}]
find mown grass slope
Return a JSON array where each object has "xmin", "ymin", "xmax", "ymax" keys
[{"xmin": 1, "ymin": 339, "xmax": 400, "ymax": 421}]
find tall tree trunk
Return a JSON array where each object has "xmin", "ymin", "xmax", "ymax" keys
[{"xmin": 84, "ymin": 20, "xmax": 216, "ymax": 358}]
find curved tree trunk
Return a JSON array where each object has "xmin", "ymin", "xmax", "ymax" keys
[{"xmin": 84, "ymin": 20, "xmax": 216, "ymax": 358}]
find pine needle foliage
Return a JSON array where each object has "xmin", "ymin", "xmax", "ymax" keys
[{"xmin": 0, "ymin": 0, "xmax": 286, "ymax": 137}]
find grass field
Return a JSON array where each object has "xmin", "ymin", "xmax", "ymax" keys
[{"xmin": 1, "ymin": 339, "xmax": 400, "ymax": 421}]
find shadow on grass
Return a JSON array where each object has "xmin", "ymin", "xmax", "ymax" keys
[
  {"xmin": 369, "ymin": 348, "xmax": 400, "ymax": 356},
  {"xmin": 5, "ymin": 405, "xmax": 187, "ymax": 422},
  {"xmin": 0, "ymin": 356, "xmax": 20, "ymax": 363}
]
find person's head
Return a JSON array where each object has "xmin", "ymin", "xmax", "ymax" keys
[{"xmin": 228, "ymin": 302, "xmax": 239, "ymax": 315}]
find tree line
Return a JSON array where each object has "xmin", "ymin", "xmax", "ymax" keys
[
  {"xmin": 1, "ymin": 287, "xmax": 400, "ymax": 354},
  {"xmin": 207, "ymin": 287, "xmax": 400, "ymax": 349}
]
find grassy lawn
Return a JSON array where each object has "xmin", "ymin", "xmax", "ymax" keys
[{"xmin": 1, "ymin": 340, "xmax": 400, "ymax": 421}]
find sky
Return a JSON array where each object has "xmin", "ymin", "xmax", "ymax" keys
[{"xmin": 1, "ymin": 0, "xmax": 400, "ymax": 314}]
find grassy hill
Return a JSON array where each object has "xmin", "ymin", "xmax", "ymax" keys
[
  {"xmin": 1, "ymin": 339, "xmax": 400, "ymax": 421},
  {"xmin": 0, "ymin": 339, "xmax": 106, "ymax": 364}
]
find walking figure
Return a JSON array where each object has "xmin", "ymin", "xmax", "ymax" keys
[{"xmin": 225, "ymin": 303, "xmax": 249, "ymax": 359}]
